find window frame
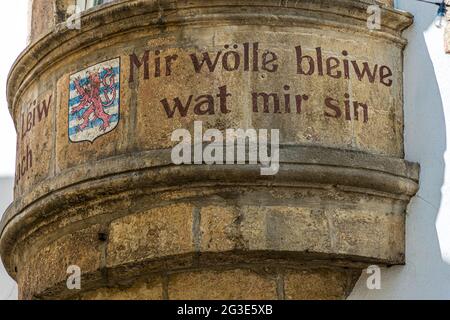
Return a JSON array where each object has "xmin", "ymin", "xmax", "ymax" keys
[{"xmin": 75, "ymin": 0, "xmax": 109, "ymax": 11}]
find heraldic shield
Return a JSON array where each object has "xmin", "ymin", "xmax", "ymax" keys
[{"xmin": 68, "ymin": 58, "xmax": 120, "ymax": 143}]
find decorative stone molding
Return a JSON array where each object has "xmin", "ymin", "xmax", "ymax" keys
[
  {"xmin": 26, "ymin": 0, "xmax": 396, "ymax": 44},
  {"xmin": 1, "ymin": 0, "xmax": 417, "ymax": 299}
]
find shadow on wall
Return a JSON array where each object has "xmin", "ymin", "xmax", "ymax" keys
[
  {"xmin": 0, "ymin": 177, "xmax": 17, "ymax": 300},
  {"xmin": 350, "ymin": 0, "xmax": 449, "ymax": 299}
]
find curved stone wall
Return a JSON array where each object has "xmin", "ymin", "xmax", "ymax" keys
[{"xmin": 1, "ymin": 0, "xmax": 418, "ymax": 299}]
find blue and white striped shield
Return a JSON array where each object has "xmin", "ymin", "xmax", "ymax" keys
[{"xmin": 68, "ymin": 58, "xmax": 120, "ymax": 143}]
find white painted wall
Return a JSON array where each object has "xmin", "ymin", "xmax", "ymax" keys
[
  {"xmin": 350, "ymin": 0, "xmax": 450, "ymax": 299},
  {"xmin": 0, "ymin": 177, "xmax": 17, "ymax": 300}
]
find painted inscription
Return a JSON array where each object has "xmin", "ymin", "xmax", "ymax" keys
[
  {"xmin": 129, "ymin": 43, "xmax": 394, "ymax": 123},
  {"xmin": 16, "ymin": 92, "xmax": 52, "ymax": 183}
]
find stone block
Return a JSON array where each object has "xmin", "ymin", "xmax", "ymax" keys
[
  {"xmin": 168, "ymin": 269, "xmax": 278, "ymax": 300},
  {"xmin": 106, "ymin": 204, "xmax": 195, "ymax": 267}
]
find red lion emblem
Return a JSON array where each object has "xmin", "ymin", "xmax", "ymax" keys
[{"xmin": 71, "ymin": 67, "xmax": 117, "ymax": 132}]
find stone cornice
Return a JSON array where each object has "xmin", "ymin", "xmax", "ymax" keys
[{"xmin": 0, "ymin": 146, "xmax": 419, "ymax": 275}]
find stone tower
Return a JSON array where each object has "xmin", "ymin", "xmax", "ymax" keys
[{"xmin": 1, "ymin": 0, "xmax": 418, "ymax": 300}]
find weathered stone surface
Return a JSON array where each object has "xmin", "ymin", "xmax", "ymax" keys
[
  {"xmin": 123, "ymin": 27, "xmax": 405, "ymax": 157},
  {"xmin": 329, "ymin": 208, "xmax": 405, "ymax": 261},
  {"xmin": 199, "ymin": 201, "xmax": 406, "ymax": 263},
  {"xmin": 80, "ymin": 276, "xmax": 164, "ymax": 300},
  {"xmin": 200, "ymin": 206, "xmax": 241, "ymax": 252},
  {"xmin": 284, "ymin": 268, "xmax": 361, "ymax": 300},
  {"xmin": 28, "ymin": 0, "xmax": 54, "ymax": 44},
  {"xmin": 168, "ymin": 269, "xmax": 278, "ymax": 300},
  {"xmin": 1, "ymin": 0, "xmax": 418, "ymax": 300},
  {"xmin": 241, "ymin": 206, "xmax": 333, "ymax": 253},
  {"xmin": 17, "ymin": 224, "xmax": 104, "ymax": 300},
  {"xmin": 379, "ymin": 0, "xmax": 394, "ymax": 6},
  {"xmin": 107, "ymin": 204, "xmax": 195, "ymax": 267}
]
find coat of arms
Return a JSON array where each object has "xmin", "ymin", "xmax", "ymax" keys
[{"xmin": 69, "ymin": 58, "xmax": 120, "ymax": 143}]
